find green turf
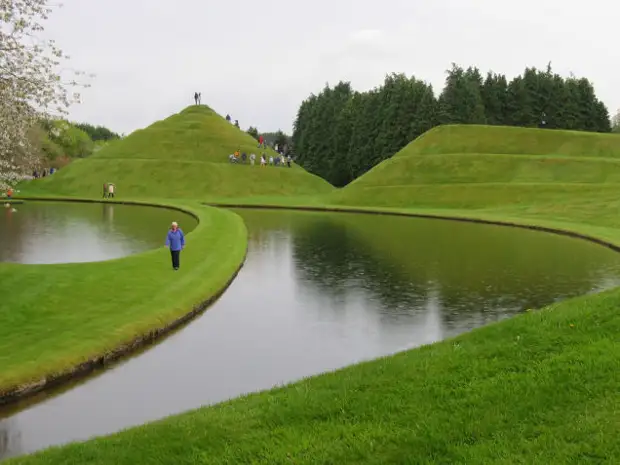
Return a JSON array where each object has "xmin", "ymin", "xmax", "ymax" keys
[
  {"xmin": 21, "ymin": 106, "xmax": 333, "ymax": 199},
  {"xmin": 9, "ymin": 124, "xmax": 620, "ymax": 464},
  {"xmin": 0, "ymin": 201, "xmax": 247, "ymax": 395},
  {"xmin": 337, "ymin": 124, "xmax": 620, "ymax": 213},
  {"xmin": 398, "ymin": 124, "xmax": 620, "ymax": 158}
]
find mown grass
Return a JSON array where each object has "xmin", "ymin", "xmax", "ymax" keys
[
  {"xmin": 8, "ymin": 124, "xmax": 620, "ymax": 464},
  {"xmin": 0, "ymin": 201, "xmax": 247, "ymax": 394},
  {"xmin": 22, "ymin": 106, "xmax": 333, "ymax": 199},
  {"xmin": 9, "ymin": 284, "xmax": 620, "ymax": 464},
  {"xmin": 402, "ymin": 124, "xmax": 620, "ymax": 157}
]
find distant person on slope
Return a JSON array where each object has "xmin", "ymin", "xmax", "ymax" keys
[
  {"xmin": 250, "ymin": 153, "xmax": 256, "ymax": 165},
  {"xmin": 194, "ymin": 92, "xmax": 199, "ymax": 105},
  {"xmin": 103, "ymin": 183, "xmax": 108, "ymax": 199},
  {"xmin": 165, "ymin": 221, "xmax": 185, "ymax": 271},
  {"xmin": 108, "ymin": 183, "xmax": 115, "ymax": 198}
]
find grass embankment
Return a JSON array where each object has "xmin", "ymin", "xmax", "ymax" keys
[
  {"xmin": 0, "ymin": 202, "xmax": 247, "ymax": 399},
  {"xmin": 11, "ymin": 125, "xmax": 620, "ymax": 464},
  {"xmin": 332, "ymin": 124, "xmax": 620, "ymax": 213},
  {"xmin": 22, "ymin": 106, "xmax": 333, "ymax": 199}
]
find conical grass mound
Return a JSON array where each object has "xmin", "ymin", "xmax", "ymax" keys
[
  {"xmin": 27, "ymin": 106, "xmax": 334, "ymax": 199},
  {"xmin": 331, "ymin": 124, "xmax": 620, "ymax": 210}
]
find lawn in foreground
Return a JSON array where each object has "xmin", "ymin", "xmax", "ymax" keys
[
  {"xmin": 9, "ymin": 284, "xmax": 620, "ymax": 464},
  {"xmin": 0, "ymin": 201, "xmax": 247, "ymax": 396}
]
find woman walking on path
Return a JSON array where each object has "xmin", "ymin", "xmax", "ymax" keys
[{"xmin": 165, "ymin": 221, "xmax": 185, "ymax": 270}]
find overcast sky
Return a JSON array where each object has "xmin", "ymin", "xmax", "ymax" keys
[{"xmin": 43, "ymin": 0, "xmax": 618, "ymax": 135}]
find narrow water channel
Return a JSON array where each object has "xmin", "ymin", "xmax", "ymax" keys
[{"xmin": 2, "ymin": 208, "xmax": 620, "ymax": 460}]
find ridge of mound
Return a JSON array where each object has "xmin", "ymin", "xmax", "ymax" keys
[
  {"xmin": 25, "ymin": 106, "xmax": 334, "ymax": 199},
  {"xmin": 395, "ymin": 124, "xmax": 620, "ymax": 158}
]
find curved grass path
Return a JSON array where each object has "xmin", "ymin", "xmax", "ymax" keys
[
  {"xmin": 6, "ymin": 198, "xmax": 620, "ymax": 464},
  {"xmin": 0, "ymin": 198, "xmax": 248, "ymax": 405}
]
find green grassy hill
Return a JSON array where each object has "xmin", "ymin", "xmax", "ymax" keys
[
  {"xmin": 23, "ymin": 106, "xmax": 333, "ymax": 199},
  {"xmin": 331, "ymin": 125, "xmax": 620, "ymax": 211}
]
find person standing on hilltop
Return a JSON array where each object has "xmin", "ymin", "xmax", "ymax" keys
[
  {"xmin": 194, "ymin": 92, "xmax": 199, "ymax": 105},
  {"xmin": 165, "ymin": 221, "xmax": 185, "ymax": 271},
  {"xmin": 198, "ymin": 92, "xmax": 202, "ymax": 105}
]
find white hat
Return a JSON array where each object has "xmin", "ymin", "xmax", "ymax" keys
[{"xmin": 171, "ymin": 221, "xmax": 178, "ymax": 226}]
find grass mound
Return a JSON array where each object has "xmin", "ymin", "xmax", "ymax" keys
[
  {"xmin": 22, "ymin": 106, "xmax": 333, "ymax": 199},
  {"xmin": 333, "ymin": 125, "xmax": 620, "ymax": 211}
]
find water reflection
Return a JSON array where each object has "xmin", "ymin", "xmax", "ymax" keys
[
  {"xmin": 286, "ymin": 211, "xmax": 620, "ymax": 337},
  {"xmin": 0, "ymin": 202, "xmax": 197, "ymax": 264},
  {"xmin": 1, "ymin": 209, "xmax": 620, "ymax": 459}
]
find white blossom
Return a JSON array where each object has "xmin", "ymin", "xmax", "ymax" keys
[{"xmin": 0, "ymin": 0, "xmax": 91, "ymax": 190}]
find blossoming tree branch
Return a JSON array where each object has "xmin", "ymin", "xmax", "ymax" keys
[{"xmin": 0, "ymin": 0, "xmax": 90, "ymax": 190}]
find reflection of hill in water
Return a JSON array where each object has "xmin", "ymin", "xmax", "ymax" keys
[{"xmin": 237, "ymin": 209, "xmax": 620, "ymax": 335}]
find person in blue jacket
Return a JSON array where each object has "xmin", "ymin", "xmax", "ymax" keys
[{"xmin": 165, "ymin": 221, "xmax": 185, "ymax": 270}]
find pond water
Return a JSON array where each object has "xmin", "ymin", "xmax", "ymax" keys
[
  {"xmin": 0, "ymin": 201, "xmax": 197, "ymax": 264},
  {"xmin": 2, "ymin": 208, "xmax": 620, "ymax": 459}
]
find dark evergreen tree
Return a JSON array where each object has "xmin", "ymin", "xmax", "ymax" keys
[
  {"xmin": 438, "ymin": 64, "xmax": 485, "ymax": 125},
  {"xmin": 246, "ymin": 126, "xmax": 259, "ymax": 141},
  {"xmin": 481, "ymin": 72, "xmax": 508, "ymax": 125}
]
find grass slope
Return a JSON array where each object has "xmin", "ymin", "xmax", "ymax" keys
[
  {"xmin": 22, "ymin": 106, "xmax": 333, "ymax": 199},
  {"xmin": 9, "ymin": 125, "xmax": 620, "ymax": 464},
  {"xmin": 0, "ymin": 202, "xmax": 246, "ymax": 395},
  {"xmin": 397, "ymin": 124, "xmax": 620, "ymax": 157},
  {"xmin": 333, "ymin": 124, "xmax": 620, "ymax": 211}
]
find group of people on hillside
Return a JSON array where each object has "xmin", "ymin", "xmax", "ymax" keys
[{"xmin": 228, "ymin": 150, "xmax": 292, "ymax": 168}]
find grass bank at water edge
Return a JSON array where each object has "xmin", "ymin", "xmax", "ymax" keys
[
  {"xmin": 9, "ymin": 276, "xmax": 620, "ymax": 464},
  {"xmin": 8, "ymin": 203, "xmax": 620, "ymax": 465},
  {"xmin": 0, "ymin": 199, "xmax": 247, "ymax": 403}
]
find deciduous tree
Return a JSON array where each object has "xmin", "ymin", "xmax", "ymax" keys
[{"xmin": 0, "ymin": 0, "xmax": 88, "ymax": 190}]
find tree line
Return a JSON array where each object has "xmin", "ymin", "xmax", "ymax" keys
[
  {"xmin": 292, "ymin": 63, "xmax": 612, "ymax": 187},
  {"xmin": 34, "ymin": 119, "xmax": 121, "ymax": 168}
]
